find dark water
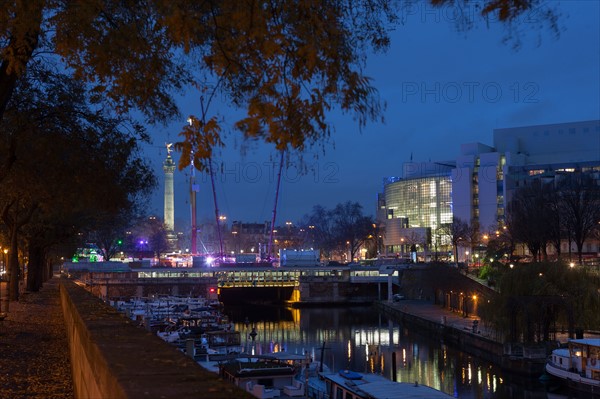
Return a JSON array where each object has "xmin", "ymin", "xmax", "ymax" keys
[{"xmin": 222, "ymin": 304, "xmax": 586, "ymax": 399}]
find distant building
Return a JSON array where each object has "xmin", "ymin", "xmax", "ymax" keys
[
  {"xmin": 452, "ymin": 120, "xmax": 600, "ymax": 231},
  {"xmin": 379, "ymin": 120, "xmax": 600, "ymax": 259},
  {"xmin": 230, "ymin": 221, "xmax": 270, "ymax": 257}
]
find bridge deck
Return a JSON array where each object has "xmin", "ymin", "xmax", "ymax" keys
[{"xmin": 64, "ymin": 262, "xmax": 409, "ymax": 288}]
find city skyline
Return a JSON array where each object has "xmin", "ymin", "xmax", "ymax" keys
[{"xmin": 143, "ymin": 1, "xmax": 599, "ymax": 228}]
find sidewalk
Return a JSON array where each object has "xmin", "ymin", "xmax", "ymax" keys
[
  {"xmin": 0, "ymin": 277, "xmax": 74, "ymax": 399},
  {"xmin": 388, "ymin": 299, "xmax": 494, "ymax": 339},
  {"xmin": 385, "ymin": 299, "xmax": 600, "ymax": 344}
]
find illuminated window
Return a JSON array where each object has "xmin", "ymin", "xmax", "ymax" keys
[{"xmin": 384, "ymin": 174, "xmax": 452, "ymax": 248}]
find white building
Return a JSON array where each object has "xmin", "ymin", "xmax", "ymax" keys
[
  {"xmin": 452, "ymin": 120, "xmax": 600, "ymax": 231},
  {"xmin": 380, "ymin": 120, "xmax": 600, "ymax": 259}
]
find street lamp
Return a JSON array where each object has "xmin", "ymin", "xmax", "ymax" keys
[
  {"xmin": 2, "ymin": 248, "xmax": 7, "ymax": 275},
  {"xmin": 346, "ymin": 241, "xmax": 350, "ymax": 262},
  {"xmin": 400, "ymin": 237, "xmax": 405, "ymax": 260},
  {"xmin": 1, "ymin": 248, "xmax": 7, "ymax": 318},
  {"xmin": 232, "ymin": 231, "xmax": 238, "ymax": 254}
]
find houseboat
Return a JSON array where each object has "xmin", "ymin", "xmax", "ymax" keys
[
  {"xmin": 219, "ymin": 353, "xmax": 307, "ymax": 398},
  {"xmin": 545, "ymin": 338, "xmax": 600, "ymax": 396},
  {"xmin": 311, "ymin": 369, "xmax": 453, "ymax": 399}
]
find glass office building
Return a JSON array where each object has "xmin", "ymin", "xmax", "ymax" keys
[
  {"xmin": 382, "ymin": 169, "xmax": 453, "ymax": 255},
  {"xmin": 384, "ymin": 175, "xmax": 453, "ymax": 228}
]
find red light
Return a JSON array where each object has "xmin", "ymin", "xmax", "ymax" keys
[{"xmin": 209, "ymin": 288, "xmax": 215, "ymax": 293}]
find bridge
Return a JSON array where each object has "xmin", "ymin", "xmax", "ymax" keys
[
  {"xmin": 144, "ymin": 264, "xmax": 403, "ymax": 286},
  {"xmin": 63, "ymin": 261, "xmax": 411, "ymax": 304}
]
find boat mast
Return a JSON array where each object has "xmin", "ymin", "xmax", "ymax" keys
[
  {"xmin": 209, "ymin": 160, "xmax": 223, "ymax": 259},
  {"xmin": 267, "ymin": 150, "xmax": 285, "ymax": 260},
  {"xmin": 188, "ymin": 119, "xmax": 198, "ymax": 255},
  {"xmin": 319, "ymin": 341, "xmax": 327, "ymax": 372},
  {"xmin": 189, "ymin": 79, "xmax": 225, "ymax": 260}
]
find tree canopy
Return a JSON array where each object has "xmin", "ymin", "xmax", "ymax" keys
[
  {"xmin": 478, "ymin": 261, "xmax": 600, "ymax": 342},
  {"xmin": 1, "ymin": 0, "xmax": 561, "ymax": 170},
  {"xmin": 0, "ymin": 65, "xmax": 155, "ymax": 297}
]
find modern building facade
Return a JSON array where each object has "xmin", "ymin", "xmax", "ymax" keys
[
  {"xmin": 452, "ymin": 120, "xmax": 600, "ymax": 231},
  {"xmin": 380, "ymin": 162, "xmax": 453, "ymax": 256},
  {"xmin": 379, "ymin": 120, "xmax": 600, "ymax": 259}
]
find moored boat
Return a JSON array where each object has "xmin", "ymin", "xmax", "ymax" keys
[
  {"xmin": 219, "ymin": 354, "xmax": 306, "ymax": 398},
  {"xmin": 545, "ymin": 338, "xmax": 600, "ymax": 396},
  {"xmin": 308, "ymin": 368, "xmax": 453, "ymax": 399}
]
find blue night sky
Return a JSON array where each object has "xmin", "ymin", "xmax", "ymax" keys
[{"xmin": 143, "ymin": 1, "xmax": 600, "ymax": 230}]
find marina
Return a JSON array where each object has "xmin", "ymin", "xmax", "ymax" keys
[
  {"xmin": 221, "ymin": 304, "xmax": 589, "ymax": 399},
  {"xmin": 104, "ymin": 288, "xmax": 600, "ymax": 398}
]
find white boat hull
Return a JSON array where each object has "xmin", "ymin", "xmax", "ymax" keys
[{"xmin": 546, "ymin": 356, "xmax": 600, "ymax": 396}]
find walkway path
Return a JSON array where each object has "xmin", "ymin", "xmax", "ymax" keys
[
  {"xmin": 384, "ymin": 299, "xmax": 600, "ymax": 344},
  {"xmin": 386, "ymin": 299, "xmax": 493, "ymax": 337},
  {"xmin": 0, "ymin": 278, "xmax": 74, "ymax": 399}
]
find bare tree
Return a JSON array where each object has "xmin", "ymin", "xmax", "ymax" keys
[
  {"xmin": 302, "ymin": 202, "xmax": 374, "ymax": 262},
  {"xmin": 302, "ymin": 205, "xmax": 336, "ymax": 258},
  {"xmin": 506, "ymin": 179, "xmax": 555, "ymax": 261},
  {"xmin": 558, "ymin": 172, "xmax": 600, "ymax": 264},
  {"xmin": 331, "ymin": 202, "xmax": 374, "ymax": 262},
  {"xmin": 439, "ymin": 217, "xmax": 470, "ymax": 263}
]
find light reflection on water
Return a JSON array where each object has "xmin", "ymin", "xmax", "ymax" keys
[{"xmin": 223, "ymin": 304, "xmax": 576, "ymax": 399}]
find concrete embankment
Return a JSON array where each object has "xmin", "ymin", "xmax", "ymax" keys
[
  {"xmin": 60, "ymin": 278, "xmax": 253, "ymax": 399},
  {"xmin": 376, "ymin": 300, "xmax": 548, "ymax": 377}
]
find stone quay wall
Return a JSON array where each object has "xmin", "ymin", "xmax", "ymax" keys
[
  {"xmin": 376, "ymin": 302, "xmax": 548, "ymax": 376},
  {"xmin": 59, "ymin": 279, "xmax": 253, "ymax": 399},
  {"xmin": 378, "ymin": 301, "xmax": 504, "ymax": 360}
]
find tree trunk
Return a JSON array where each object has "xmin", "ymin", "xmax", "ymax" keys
[
  {"xmin": 26, "ymin": 243, "xmax": 44, "ymax": 292},
  {"xmin": 576, "ymin": 240, "xmax": 584, "ymax": 264},
  {"xmin": 453, "ymin": 243, "xmax": 458, "ymax": 264},
  {"xmin": 45, "ymin": 258, "xmax": 53, "ymax": 281},
  {"xmin": 8, "ymin": 229, "xmax": 19, "ymax": 301}
]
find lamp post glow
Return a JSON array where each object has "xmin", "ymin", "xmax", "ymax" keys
[
  {"xmin": 400, "ymin": 237, "xmax": 405, "ymax": 260},
  {"xmin": 0, "ymin": 248, "xmax": 8, "ymax": 317}
]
